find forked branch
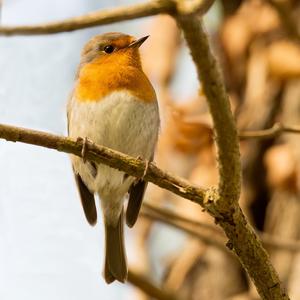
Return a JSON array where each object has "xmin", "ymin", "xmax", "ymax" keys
[{"xmin": 0, "ymin": 0, "xmax": 290, "ymax": 299}]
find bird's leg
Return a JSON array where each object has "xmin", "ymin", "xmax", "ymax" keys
[
  {"xmin": 124, "ymin": 157, "xmax": 149, "ymax": 184},
  {"xmin": 142, "ymin": 160, "xmax": 150, "ymax": 180},
  {"xmin": 136, "ymin": 156, "xmax": 149, "ymax": 181},
  {"xmin": 77, "ymin": 137, "xmax": 98, "ymax": 177},
  {"xmin": 77, "ymin": 136, "xmax": 89, "ymax": 163}
]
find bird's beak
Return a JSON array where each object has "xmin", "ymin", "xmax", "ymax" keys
[{"xmin": 128, "ymin": 36, "xmax": 149, "ymax": 48}]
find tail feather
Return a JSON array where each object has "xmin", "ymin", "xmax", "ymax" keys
[{"xmin": 103, "ymin": 209, "xmax": 127, "ymax": 284}]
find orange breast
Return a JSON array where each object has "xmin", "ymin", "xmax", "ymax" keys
[{"xmin": 75, "ymin": 55, "xmax": 156, "ymax": 103}]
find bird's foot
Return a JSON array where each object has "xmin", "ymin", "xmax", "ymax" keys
[
  {"xmin": 137, "ymin": 156, "xmax": 149, "ymax": 180},
  {"xmin": 143, "ymin": 160, "xmax": 150, "ymax": 180},
  {"xmin": 77, "ymin": 137, "xmax": 90, "ymax": 163}
]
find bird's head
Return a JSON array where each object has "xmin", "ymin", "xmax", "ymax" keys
[{"xmin": 79, "ymin": 32, "xmax": 149, "ymax": 69}]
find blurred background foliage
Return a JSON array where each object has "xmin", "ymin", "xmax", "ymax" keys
[{"xmin": 1, "ymin": 0, "xmax": 300, "ymax": 299}]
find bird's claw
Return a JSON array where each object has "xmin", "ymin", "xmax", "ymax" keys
[
  {"xmin": 143, "ymin": 160, "xmax": 149, "ymax": 180},
  {"xmin": 77, "ymin": 137, "xmax": 89, "ymax": 163},
  {"xmin": 137, "ymin": 156, "xmax": 149, "ymax": 180}
]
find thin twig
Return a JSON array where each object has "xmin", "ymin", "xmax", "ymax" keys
[
  {"xmin": 143, "ymin": 203, "xmax": 300, "ymax": 253},
  {"xmin": 0, "ymin": 0, "xmax": 173, "ymax": 35},
  {"xmin": 173, "ymin": 118, "xmax": 300, "ymax": 140},
  {"xmin": 0, "ymin": 0, "xmax": 214, "ymax": 36},
  {"xmin": 260, "ymin": 232, "xmax": 300, "ymax": 253},
  {"xmin": 143, "ymin": 202, "xmax": 222, "ymax": 234},
  {"xmin": 239, "ymin": 123, "xmax": 300, "ymax": 140},
  {"xmin": 128, "ymin": 269, "xmax": 180, "ymax": 300},
  {"xmin": 141, "ymin": 210, "xmax": 228, "ymax": 253}
]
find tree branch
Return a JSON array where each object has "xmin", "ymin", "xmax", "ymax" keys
[
  {"xmin": 143, "ymin": 203, "xmax": 300, "ymax": 253},
  {"xmin": 176, "ymin": 16, "xmax": 288, "ymax": 299},
  {"xmin": 186, "ymin": 119, "xmax": 300, "ymax": 140},
  {"xmin": 0, "ymin": 0, "xmax": 214, "ymax": 36},
  {"xmin": 0, "ymin": 123, "xmax": 290, "ymax": 297},
  {"xmin": 0, "ymin": 0, "xmax": 290, "ymax": 298},
  {"xmin": 239, "ymin": 123, "xmax": 300, "ymax": 140},
  {"xmin": 260, "ymin": 232, "xmax": 300, "ymax": 253},
  {"xmin": 141, "ymin": 210, "xmax": 228, "ymax": 253},
  {"xmin": 143, "ymin": 202, "xmax": 222, "ymax": 233},
  {"xmin": 0, "ymin": 123, "xmax": 206, "ymax": 206},
  {"xmin": 176, "ymin": 17, "xmax": 241, "ymax": 208}
]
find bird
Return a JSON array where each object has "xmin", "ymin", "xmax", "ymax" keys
[{"xmin": 67, "ymin": 32, "xmax": 160, "ymax": 284}]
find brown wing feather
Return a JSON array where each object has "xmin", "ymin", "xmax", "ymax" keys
[
  {"xmin": 68, "ymin": 102, "xmax": 97, "ymax": 226},
  {"xmin": 73, "ymin": 169, "xmax": 97, "ymax": 226},
  {"xmin": 126, "ymin": 179, "xmax": 148, "ymax": 228}
]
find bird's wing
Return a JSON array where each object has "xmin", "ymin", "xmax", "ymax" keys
[
  {"xmin": 73, "ymin": 168, "xmax": 97, "ymax": 226},
  {"xmin": 126, "ymin": 178, "xmax": 148, "ymax": 228},
  {"xmin": 67, "ymin": 92, "xmax": 97, "ymax": 225},
  {"xmin": 66, "ymin": 91, "xmax": 73, "ymax": 135},
  {"xmin": 126, "ymin": 153, "xmax": 155, "ymax": 228}
]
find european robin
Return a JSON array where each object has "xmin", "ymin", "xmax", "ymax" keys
[{"xmin": 67, "ymin": 32, "xmax": 160, "ymax": 283}]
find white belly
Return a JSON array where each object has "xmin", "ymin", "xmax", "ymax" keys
[{"xmin": 68, "ymin": 90, "xmax": 159, "ymax": 210}]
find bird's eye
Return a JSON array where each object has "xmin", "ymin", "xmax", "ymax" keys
[{"xmin": 103, "ymin": 45, "xmax": 115, "ymax": 54}]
